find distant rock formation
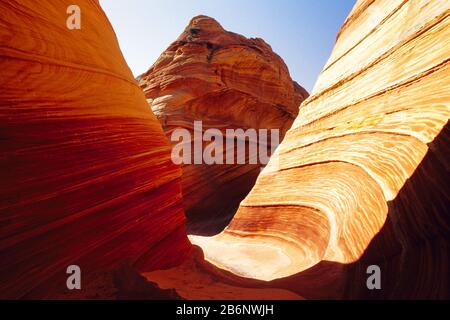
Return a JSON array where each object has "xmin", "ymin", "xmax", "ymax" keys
[
  {"xmin": 139, "ymin": 16, "xmax": 308, "ymax": 235},
  {"xmin": 190, "ymin": 0, "xmax": 450, "ymax": 299},
  {"xmin": 0, "ymin": 0, "xmax": 190, "ymax": 299}
]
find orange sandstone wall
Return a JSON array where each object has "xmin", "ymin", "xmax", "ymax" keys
[
  {"xmin": 191, "ymin": 0, "xmax": 450, "ymax": 299},
  {"xmin": 0, "ymin": 0, "xmax": 190, "ymax": 299}
]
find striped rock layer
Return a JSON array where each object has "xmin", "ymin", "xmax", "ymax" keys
[
  {"xmin": 191, "ymin": 0, "xmax": 450, "ymax": 299},
  {"xmin": 0, "ymin": 0, "xmax": 190, "ymax": 299},
  {"xmin": 139, "ymin": 16, "xmax": 308, "ymax": 235}
]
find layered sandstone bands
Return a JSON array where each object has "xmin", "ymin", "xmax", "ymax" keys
[
  {"xmin": 191, "ymin": 0, "xmax": 450, "ymax": 298},
  {"xmin": 139, "ymin": 16, "xmax": 308, "ymax": 235},
  {"xmin": 0, "ymin": 0, "xmax": 190, "ymax": 299},
  {"xmin": 2, "ymin": 0, "xmax": 449, "ymax": 301}
]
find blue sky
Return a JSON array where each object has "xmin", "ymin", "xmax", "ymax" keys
[{"xmin": 100, "ymin": 0, "xmax": 355, "ymax": 92}]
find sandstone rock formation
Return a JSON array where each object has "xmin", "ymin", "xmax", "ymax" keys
[
  {"xmin": 0, "ymin": 0, "xmax": 190, "ymax": 299},
  {"xmin": 190, "ymin": 0, "xmax": 450, "ymax": 299},
  {"xmin": 139, "ymin": 16, "xmax": 308, "ymax": 235},
  {"xmin": 2, "ymin": 0, "xmax": 449, "ymax": 301}
]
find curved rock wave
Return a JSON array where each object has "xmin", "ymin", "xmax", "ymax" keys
[{"xmin": 191, "ymin": 0, "xmax": 450, "ymax": 299}]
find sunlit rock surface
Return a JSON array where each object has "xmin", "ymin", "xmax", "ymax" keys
[
  {"xmin": 191, "ymin": 0, "xmax": 450, "ymax": 298},
  {"xmin": 0, "ymin": 0, "xmax": 190, "ymax": 299},
  {"xmin": 139, "ymin": 16, "xmax": 308, "ymax": 235}
]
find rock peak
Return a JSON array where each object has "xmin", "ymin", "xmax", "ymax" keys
[{"xmin": 186, "ymin": 15, "xmax": 225, "ymax": 33}]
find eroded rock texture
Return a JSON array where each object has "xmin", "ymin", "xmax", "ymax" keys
[
  {"xmin": 0, "ymin": 0, "xmax": 190, "ymax": 299},
  {"xmin": 191, "ymin": 0, "xmax": 450, "ymax": 299},
  {"xmin": 139, "ymin": 16, "xmax": 308, "ymax": 235}
]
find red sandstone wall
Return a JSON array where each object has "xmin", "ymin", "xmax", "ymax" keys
[{"xmin": 0, "ymin": 0, "xmax": 190, "ymax": 299}]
